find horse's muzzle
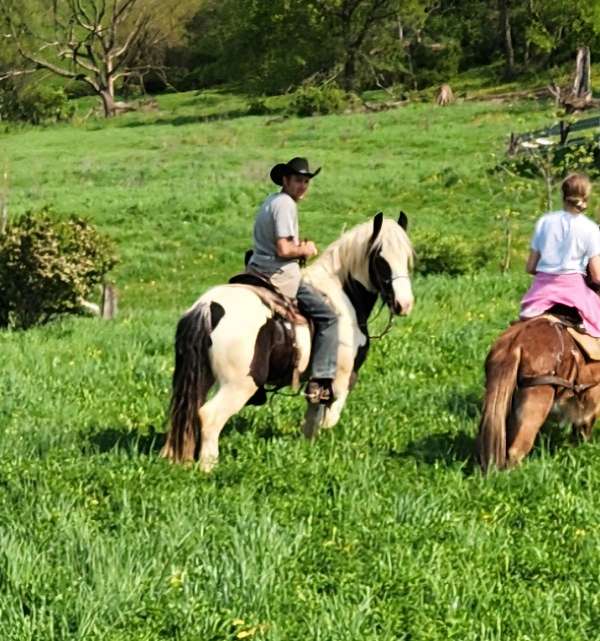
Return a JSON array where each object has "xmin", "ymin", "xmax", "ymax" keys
[{"xmin": 392, "ymin": 298, "xmax": 413, "ymax": 316}]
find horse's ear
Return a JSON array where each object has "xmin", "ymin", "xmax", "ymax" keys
[
  {"xmin": 369, "ymin": 212, "xmax": 384, "ymax": 247},
  {"xmin": 398, "ymin": 211, "xmax": 408, "ymax": 231}
]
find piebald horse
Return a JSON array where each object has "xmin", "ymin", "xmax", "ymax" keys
[
  {"xmin": 477, "ymin": 312, "xmax": 600, "ymax": 472},
  {"xmin": 162, "ymin": 212, "xmax": 414, "ymax": 471}
]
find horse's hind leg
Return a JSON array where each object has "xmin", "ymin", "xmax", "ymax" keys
[
  {"xmin": 198, "ymin": 377, "xmax": 257, "ymax": 473},
  {"xmin": 507, "ymin": 386, "xmax": 555, "ymax": 467},
  {"xmin": 572, "ymin": 416, "xmax": 596, "ymax": 443}
]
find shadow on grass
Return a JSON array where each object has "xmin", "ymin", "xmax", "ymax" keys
[
  {"xmin": 117, "ymin": 109, "xmax": 258, "ymax": 129},
  {"xmin": 445, "ymin": 388, "xmax": 482, "ymax": 421},
  {"xmin": 391, "ymin": 430, "xmax": 478, "ymax": 475},
  {"xmin": 86, "ymin": 424, "xmax": 166, "ymax": 456},
  {"xmin": 222, "ymin": 412, "xmax": 291, "ymax": 442}
]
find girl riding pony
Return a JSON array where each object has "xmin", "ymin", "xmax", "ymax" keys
[{"xmin": 520, "ymin": 173, "xmax": 600, "ymax": 335}]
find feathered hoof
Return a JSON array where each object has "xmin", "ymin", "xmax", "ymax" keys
[{"xmin": 200, "ymin": 455, "xmax": 218, "ymax": 473}]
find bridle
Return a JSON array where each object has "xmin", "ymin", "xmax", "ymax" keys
[
  {"xmin": 368, "ymin": 250, "xmax": 409, "ymax": 308},
  {"xmin": 367, "ymin": 249, "xmax": 410, "ymax": 339}
]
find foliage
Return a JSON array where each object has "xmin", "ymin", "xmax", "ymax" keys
[
  {"xmin": 180, "ymin": 0, "xmax": 600, "ymax": 94},
  {"xmin": 0, "ymin": 211, "xmax": 117, "ymax": 329},
  {"xmin": 289, "ymin": 84, "xmax": 356, "ymax": 117},
  {"xmin": 411, "ymin": 39, "xmax": 462, "ymax": 88},
  {"xmin": 0, "ymin": 80, "xmax": 74, "ymax": 124},
  {"xmin": 413, "ymin": 230, "xmax": 494, "ymax": 276},
  {"xmin": 246, "ymin": 96, "xmax": 271, "ymax": 116},
  {"xmin": 0, "ymin": 0, "xmax": 198, "ymax": 116},
  {"xmin": 503, "ymin": 139, "xmax": 600, "ymax": 180}
]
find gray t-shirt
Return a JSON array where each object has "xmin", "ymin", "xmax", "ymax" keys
[{"xmin": 248, "ymin": 192, "xmax": 301, "ymax": 297}]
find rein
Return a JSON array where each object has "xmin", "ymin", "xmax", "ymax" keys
[
  {"xmin": 366, "ymin": 272, "xmax": 409, "ymax": 341},
  {"xmin": 369, "ymin": 308, "xmax": 395, "ymax": 340}
]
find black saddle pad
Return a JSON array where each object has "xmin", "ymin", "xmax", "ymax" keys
[
  {"xmin": 546, "ymin": 304, "xmax": 582, "ymax": 326},
  {"xmin": 229, "ymin": 272, "xmax": 280, "ymax": 295}
]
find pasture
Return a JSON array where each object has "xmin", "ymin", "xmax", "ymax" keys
[{"xmin": 2, "ymin": 91, "xmax": 599, "ymax": 640}]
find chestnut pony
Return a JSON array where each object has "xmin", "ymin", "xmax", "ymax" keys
[{"xmin": 477, "ymin": 313, "xmax": 600, "ymax": 472}]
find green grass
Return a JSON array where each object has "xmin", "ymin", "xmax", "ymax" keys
[{"xmin": 1, "ymin": 89, "xmax": 598, "ymax": 640}]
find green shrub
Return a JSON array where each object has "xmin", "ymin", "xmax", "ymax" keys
[
  {"xmin": 246, "ymin": 96, "xmax": 271, "ymax": 115},
  {"xmin": 0, "ymin": 81, "xmax": 74, "ymax": 124},
  {"xmin": 413, "ymin": 230, "xmax": 492, "ymax": 276},
  {"xmin": 498, "ymin": 138, "xmax": 600, "ymax": 180},
  {"xmin": 0, "ymin": 211, "xmax": 117, "ymax": 329},
  {"xmin": 289, "ymin": 84, "xmax": 355, "ymax": 117}
]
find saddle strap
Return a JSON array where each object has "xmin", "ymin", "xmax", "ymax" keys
[{"xmin": 519, "ymin": 374, "xmax": 595, "ymax": 395}]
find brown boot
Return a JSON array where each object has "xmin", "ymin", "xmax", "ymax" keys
[{"xmin": 304, "ymin": 379, "xmax": 334, "ymax": 405}]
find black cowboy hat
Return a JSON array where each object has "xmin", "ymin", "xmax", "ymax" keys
[{"xmin": 270, "ymin": 157, "xmax": 321, "ymax": 186}]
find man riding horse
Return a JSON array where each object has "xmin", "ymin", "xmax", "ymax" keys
[{"xmin": 246, "ymin": 157, "xmax": 338, "ymax": 405}]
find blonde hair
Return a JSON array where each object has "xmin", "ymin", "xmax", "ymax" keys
[{"xmin": 561, "ymin": 173, "xmax": 592, "ymax": 213}]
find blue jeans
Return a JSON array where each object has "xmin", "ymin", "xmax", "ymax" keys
[{"xmin": 296, "ymin": 281, "xmax": 338, "ymax": 380}]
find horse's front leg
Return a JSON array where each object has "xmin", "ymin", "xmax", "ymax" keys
[{"xmin": 303, "ymin": 347, "xmax": 354, "ymax": 437}]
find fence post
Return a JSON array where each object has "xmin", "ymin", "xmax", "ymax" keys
[{"xmin": 101, "ymin": 282, "xmax": 118, "ymax": 320}]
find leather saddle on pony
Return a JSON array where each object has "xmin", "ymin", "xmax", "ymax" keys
[
  {"xmin": 543, "ymin": 304, "xmax": 600, "ymax": 361},
  {"xmin": 517, "ymin": 304, "xmax": 600, "ymax": 398},
  {"xmin": 228, "ymin": 271, "xmax": 313, "ymax": 406}
]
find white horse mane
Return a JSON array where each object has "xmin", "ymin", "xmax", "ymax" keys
[{"xmin": 304, "ymin": 217, "xmax": 413, "ymax": 286}]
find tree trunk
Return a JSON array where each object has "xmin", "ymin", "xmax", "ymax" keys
[
  {"xmin": 572, "ymin": 46, "xmax": 591, "ymax": 100},
  {"xmin": 343, "ymin": 50, "xmax": 357, "ymax": 91},
  {"xmin": 100, "ymin": 88, "xmax": 118, "ymax": 118},
  {"xmin": 499, "ymin": 0, "xmax": 515, "ymax": 78}
]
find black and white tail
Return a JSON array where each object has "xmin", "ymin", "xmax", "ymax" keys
[{"xmin": 162, "ymin": 303, "xmax": 215, "ymax": 461}]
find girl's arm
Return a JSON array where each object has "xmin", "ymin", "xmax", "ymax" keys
[
  {"xmin": 588, "ymin": 255, "xmax": 600, "ymax": 284},
  {"xmin": 525, "ymin": 250, "xmax": 540, "ymax": 275}
]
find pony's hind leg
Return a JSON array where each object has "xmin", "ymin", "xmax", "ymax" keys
[
  {"xmin": 507, "ymin": 386, "xmax": 555, "ymax": 467},
  {"xmin": 198, "ymin": 377, "xmax": 258, "ymax": 473},
  {"xmin": 571, "ymin": 417, "xmax": 595, "ymax": 443}
]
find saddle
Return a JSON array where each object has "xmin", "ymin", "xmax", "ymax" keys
[
  {"xmin": 539, "ymin": 304, "xmax": 600, "ymax": 361},
  {"xmin": 228, "ymin": 272, "xmax": 308, "ymax": 325},
  {"xmin": 228, "ymin": 272, "xmax": 313, "ymax": 400}
]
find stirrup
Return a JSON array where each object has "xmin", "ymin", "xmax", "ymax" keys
[{"xmin": 304, "ymin": 380, "xmax": 334, "ymax": 405}]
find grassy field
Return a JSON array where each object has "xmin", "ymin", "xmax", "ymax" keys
[{"xmin": 2, "ymin": 89, "xmax": 600, "ymax": 640}]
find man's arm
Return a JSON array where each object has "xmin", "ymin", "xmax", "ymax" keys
[
  {"xmin": 525, "ymin": 249, "xmax": 540, "ymax": 275},
  {"xmin": 276, "ymin": 237, "xmax": 318, "ymax": 259}
]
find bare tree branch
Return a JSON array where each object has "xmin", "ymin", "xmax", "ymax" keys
[
  {"xmin": 0, "ymin": 67, "xmax": 37, "ymax": 81},
  {"xmin": 0, "ymin": 0, "xmax": 185, "ymax": 117}
]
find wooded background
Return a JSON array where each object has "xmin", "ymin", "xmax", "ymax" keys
[{"xmin": 1, "ymin": 0, "xmax": 600, "ymax": 117}]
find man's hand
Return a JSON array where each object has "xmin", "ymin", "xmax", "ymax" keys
[
  {"xmin": 302, "ymin": 240, "xmax": 318, "ymax": 257},
  {"xmin": 276, "ymin": 237, "xmax": 318, "ymax": 259}
]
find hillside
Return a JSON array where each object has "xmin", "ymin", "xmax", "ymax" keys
[{"xmin": 1, "ymin": 90, "xmax": 599, "ymax": 640}]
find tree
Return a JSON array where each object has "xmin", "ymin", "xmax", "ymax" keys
[
  {"xmin": 312, "ymin": 0, "xmax": 404, "ymax": 90},
  {"xmin": 498, "ymin": 0, "xmax": 515, "ymax": 77},
  {"xmin": 0, "ymin": 0, "xmax": 197, "ymax": 116}
]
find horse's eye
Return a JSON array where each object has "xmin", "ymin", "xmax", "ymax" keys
[{"xmin": 374, "ymin": 256, "xmax": 392, "ymax": 282}]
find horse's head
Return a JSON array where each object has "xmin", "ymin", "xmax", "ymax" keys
[{"xmin": 366, "ymin": 211, "xmax": 414, "ymax": 316}]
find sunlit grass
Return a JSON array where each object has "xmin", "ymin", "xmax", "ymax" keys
[{"xmin": 0, "ymin": 90, "xmax": 597, "ymax": 640}]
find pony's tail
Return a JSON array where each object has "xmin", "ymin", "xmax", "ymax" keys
[
  {"xmin": 477, "ymin": 340, "xmax": 521, "ymax": 473},
  {"xmin": 162, "ymin": 303, "xmax": 214, "ymax": 462}
]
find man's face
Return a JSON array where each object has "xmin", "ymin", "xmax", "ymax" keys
[{"xmin": 282, "ymin": 174, "xmax": 310, "ymax": 201}]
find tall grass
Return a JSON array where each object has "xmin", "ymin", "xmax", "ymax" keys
[{"xmin": 1, "ymin": 91, "xmax": 596, "ymax": 640}]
